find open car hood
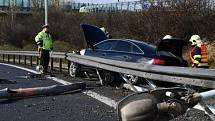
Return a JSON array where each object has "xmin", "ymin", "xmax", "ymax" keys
[
  {"xmin": 157, "ymin": 38, "xmax": 188, "ymax": 57},
  {"xmin": 81, "ymin": 24, "xmax": 108, "ymax": 48}
]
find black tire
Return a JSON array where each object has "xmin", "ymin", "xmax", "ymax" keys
[
  {"xmin": 99, "ymin": 70, "xmax": 113, "ymax": 85},
  {"xmin": 69, "ymin": 62, "xmax": 82, "ymax": 77},
  {"xmin": 99, "ymin": 70, "xmax": 122, "ymax": 87}
]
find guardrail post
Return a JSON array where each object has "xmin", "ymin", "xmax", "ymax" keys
[
  {"xmin": 30, "ymin": 56, "xmax": 32, "ymax": 66},
  {"xmin": 24, "ymin": 56, "xmax": 27, "ymax": 65},
  {"xmin": 51, "ymin": 58, "xmax": 54, "ymax": 70},
  {"xmin": 68, "ymin": 60, "xmax": 71, "ymax": 74},
  {"xmin": 59, "ymin": 58, "xmax": 62, "ymax": 72},
  {"xmin": 18, "ymin": 55, "xmax": 21, "ymax": 64},
  {"xmin": 13, "ymin": 55, "xmax": 15, "ymax": 63},
  {"xmin": 3, "ymin": 54, "xmax": 4, "ymax": 62},
  {"xmin": 7, "ymin": 55, "xmax": 10, "ymax": 63},
  {"xmin": 36, "ymin": 57, "xmax": 39, "ymax": 65}
]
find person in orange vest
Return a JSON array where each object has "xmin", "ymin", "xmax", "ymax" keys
[{"xmin": 189, "ymin": 35, "xmax": 209, "ymax": 68}]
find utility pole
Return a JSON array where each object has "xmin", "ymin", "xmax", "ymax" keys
[
  {"xmin": 45, "ymin": 0, "xmax": 48, "ymax": 25},
  {"xmin": 10, "ymin": 0, "xmax": 16, "ymax": 27}
]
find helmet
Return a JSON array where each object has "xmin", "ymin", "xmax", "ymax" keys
[
  {"xmin": 189, "ymin": 35, "xmax": 202, "ymax": 46},
  {"xmin": 163, "ymin": 35, "xmax": 173, "ymax": 39}
]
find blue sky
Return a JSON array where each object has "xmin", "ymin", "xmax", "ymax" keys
[{"xmin": 73, "ymin": 0, "xmax": 136, "ymax": 4}]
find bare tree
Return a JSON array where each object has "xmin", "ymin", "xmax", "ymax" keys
[
  {"xmin": 31, "ymin": 0, "xmax": 43, "ymax": 8},
  {"xmin": 51, "ymin": 0, "xmax": 60, "ymax": 6}
]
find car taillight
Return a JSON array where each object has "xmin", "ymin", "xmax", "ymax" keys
[{"xmin": 152, "ymin": 58, "xmax": 165, "ymax": 65}]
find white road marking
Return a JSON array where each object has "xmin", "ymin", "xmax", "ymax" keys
[
  {"xmin": 83, "ymin": 90, "xmax": 116, "ymax": 108},
  {"xmin": 0, "ymin": 63, "xmax": 117, "ymax": 108},
  {"xmin": 47, "ymin": 77, "xmax": 71, "ymax": 85},
  {"xmin": 0, "ymin": 63, "xmax": 40, "ymax": 74}
]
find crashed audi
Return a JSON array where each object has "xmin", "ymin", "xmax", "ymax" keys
[{"xmin": 69, "ymin": 24, "xmax": 188, "ymax": 88}]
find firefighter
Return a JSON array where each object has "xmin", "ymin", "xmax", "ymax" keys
[
  {"xmin": 35, "ymin": 24, "xmax": 53, "ymax": 73},
  {"xmin": 100, "ymin": 27, "xmax": 112, "ymax": 39},
  {"xmin": 189, "ymin": 35, "xmax": 209, "ymax": 68},
  {"xmin": 163, "ymin": 35, "xmax": 173, "ymax": 39}
]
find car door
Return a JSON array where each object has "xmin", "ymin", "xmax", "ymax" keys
[
  {"xmin": 85, "ymin": 40, "xmax": 117, "ymax": 59},
  {"xmin": 128, "ymin": 43, "xmax": 146, "ymax": 63},
  {"xmin": 110, "ymin": 40, "xmax": 133, "ymax": 61},
  {"xmin": 119, "ymin": 41, "xmax": 151, "ymax": 63}
]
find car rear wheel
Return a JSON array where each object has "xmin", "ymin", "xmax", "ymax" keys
[{"xmin": 69, "ymin": 62, "xmax": 82, "ymax": 77}]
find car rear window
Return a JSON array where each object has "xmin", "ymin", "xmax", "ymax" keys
[
  {"xmin": 132, "ymin": 45, "xmax": 142, "ymax": 53},
  {"xmin": 135, "ymin": 42, "xmax": 156, "ymax": 55}
]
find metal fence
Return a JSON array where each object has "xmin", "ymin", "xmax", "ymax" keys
[
  {"xmin": 0, "ymin": 51, "xmax": 71, "ymax": 73},
  {"xmin": 0, "ymin": 0, "xmax": 215, "ymax": 13}
]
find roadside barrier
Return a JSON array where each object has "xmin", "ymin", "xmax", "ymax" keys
[{"xmin": 1, "ymin": 50, "xmax": 215, "ymax": 88}]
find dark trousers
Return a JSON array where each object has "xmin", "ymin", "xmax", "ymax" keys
[{"xmin": 40, "ymin": 49, "xmax": 50, "ymax": 72}]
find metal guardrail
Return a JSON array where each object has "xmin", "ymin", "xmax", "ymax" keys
[
  {"xmin": 0, "ymin": 50, "xmax": 215, "ymax": 88},
  {"xmin": 0, "ymin": 51, "xmax": 70, "ymax": 73},
  {"xmin": 66, "ymin": 53, "xmax": 215, "ymax": 89}
]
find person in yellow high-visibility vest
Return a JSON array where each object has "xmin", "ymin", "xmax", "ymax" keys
[
  {"xmin": 189, "ymin": 35, "xmax": 209, "ymax": 68},
  {"xmin": 35, "ymin": 25, "xmax": 53, "ymax": 74}
]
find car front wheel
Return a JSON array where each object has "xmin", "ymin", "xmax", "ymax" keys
[
  {"xmin": 99, "ymin": 70, "xmax": 122, "ymax": 87},
  {"xmin": 121, "ymin": 73, "xmax": 139, "ymax": 84},
  {"xmin": 69, "ymin": 62, "xmax": 81, "ymax": 77}
]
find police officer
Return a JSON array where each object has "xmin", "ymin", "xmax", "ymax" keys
[
  {"xmin": 35, "ymin": 25, "xmax": 53, "ymax": 73},
  {"xmin": 189, "ymin": 35, "xmax": 209, "ymax": 68}
]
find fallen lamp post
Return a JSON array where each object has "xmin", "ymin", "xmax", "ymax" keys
[{"xmin": 0, "ymin": 82, "xmax": 86, "ymax": 99}]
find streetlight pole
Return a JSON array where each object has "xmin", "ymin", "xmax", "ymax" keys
[
  {"xmin": 10, "ymin": 0, "xmax": 15, "ymax": 26},
  {"xmin": 45, "ymin": 0, "xmax": 48, "ymax": 25}
]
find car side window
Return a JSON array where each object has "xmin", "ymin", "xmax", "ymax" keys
[
  {"xmin": 113, "ymin": 41, "xmax": 132, "ymax": 52},
  {"xmin": 132, "ymin": 45, "xmax": 142, "ymax": 53},
  {"xmin": 95, "ymin": 40, "xmax": 116, "ymax": 50}
]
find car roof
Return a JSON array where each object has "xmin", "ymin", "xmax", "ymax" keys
[
  {"xmin": 125, "ymin": 39, "xmax": 156, "ymax": 48},
  {"xmin": 100, "ymin": 39, "xmax": 155, "ymax": 46},
  {"xmin": 96, "ymin": 39, "xmax": 156, "ymax": 54}
]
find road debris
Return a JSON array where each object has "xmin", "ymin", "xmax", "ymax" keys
[
  {"xmin": 0, "ymin": 82, "xmax": 86, "ymax": 99},
  {"xmin": 117, "ymin": 88, "xmax": 215, "ymax": 121}
]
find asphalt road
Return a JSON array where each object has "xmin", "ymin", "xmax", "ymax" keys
[
  {"xmin": 0, "ymin": 63, "xmax": 212, "ymax": 121},
  {"xmin": 0, "ymin": 64, "xmax": 117, "ymax": 121}
]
